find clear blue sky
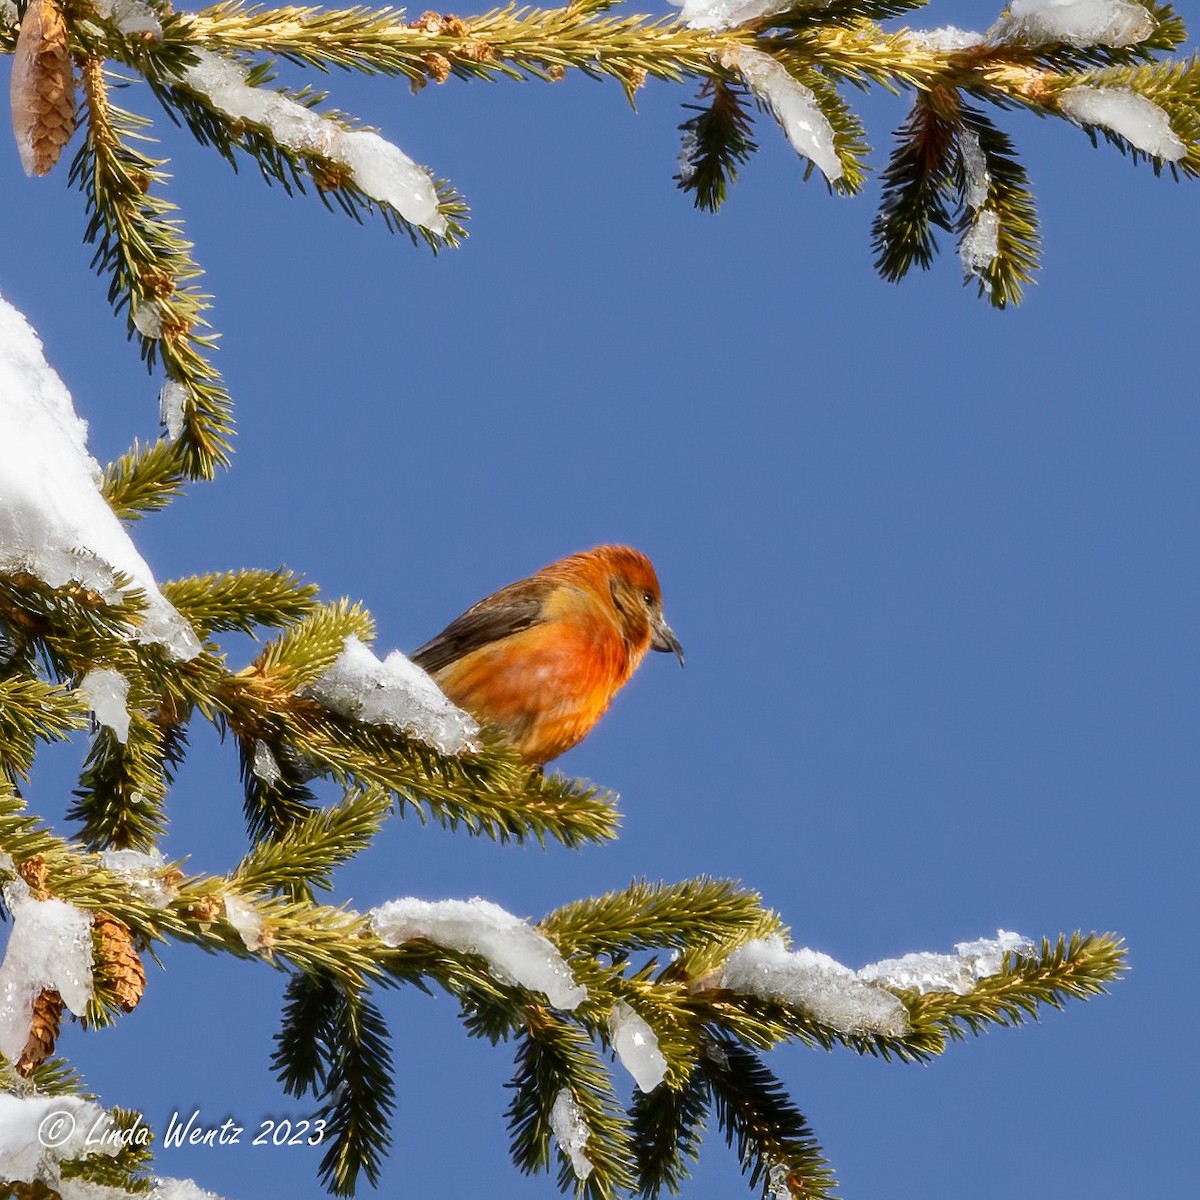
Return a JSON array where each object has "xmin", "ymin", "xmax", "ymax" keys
[{"xmin": 2, "ymin": 1, "xmax": 1197, "ymax": 1196}]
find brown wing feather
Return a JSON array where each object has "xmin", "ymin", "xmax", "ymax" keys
[{"xmin": 411, "ymin": 575, "xmax": 556, "ymax": 674}]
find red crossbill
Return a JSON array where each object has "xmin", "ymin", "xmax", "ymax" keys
[{"xmin": 412, "ymin": 546, "xmax": 683, "ymax": 766}]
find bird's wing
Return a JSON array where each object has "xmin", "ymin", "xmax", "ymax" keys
[{"xmin": 410, "ymin": 575, "xmax": 557, "ymax": 673}]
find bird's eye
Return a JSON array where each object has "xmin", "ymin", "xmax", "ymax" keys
[{"xmin": 642, "ymin": 590, "xmax": 655, "ymax": 606}]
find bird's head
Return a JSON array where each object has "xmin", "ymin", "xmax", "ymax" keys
[{"xmin": 568, "ymin": 545, "xmax": 685, "ymax": 667}]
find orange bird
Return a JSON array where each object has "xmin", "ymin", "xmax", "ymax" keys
[{"xmin": 412, "ymin": 546, "xmax": 683, "ymax": 766}]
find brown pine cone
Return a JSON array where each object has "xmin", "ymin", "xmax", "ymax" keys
[
  {"xmin": 93, "ymin": 910, "xmax": 147, "ymax": 1013},
  {"xmin": 10, "ymin": 0, "xmax": 77, "ymax": 177},
  {"xmin": 16, "ymin": 987, "xmax": 63, "ymax": 1077}
]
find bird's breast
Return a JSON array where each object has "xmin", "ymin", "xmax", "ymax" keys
[{"xmin": 430, "ymin": 616, "xmax": 638, "ymax": 764}]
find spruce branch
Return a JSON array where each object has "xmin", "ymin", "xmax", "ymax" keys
[
  {"xmin": 146, "ymin": 67, "xmax": 469, "ymax": 250},
  {"xmin": 904, "ymin": 932, "xmax": 1127, "ymax": 1042},
  {"xmin": 954, "ymin": 102, "xmax": 1040, "ymax": 308},
  {"xmin": 274, "ymin": 968, "xmax": 343, "ymax": 1098},
  {"xmin": 101, "ymin": 438, "xmax": 189, "ymax": 520},
  {"xmin": 676, "ymin": 78, "xmax": 759, "ymax": 212},
  {"xmin": 239, "ymin": 733, "xmax": 322, "ymax": 846},
  {"xmin": 160, "ymin": 567, "xmax": 320, "ymax": 637},
  {"xmin": 233, "ymin": 785, "xmax": 391, "ymax": 894},
  {"xmin": 314, "ymin": 986, "xmax": 397, "ymax": 1195},
  {"xmin": 541, "ymin": 877, "xmax": 780, "ymax": 958},
  {"xmin": 872, "ymin": 87, "xmax": 958, "ymax": 282},
  {"xmin": 0, "ymin": 677, "xmax": 87, "ymax": 780},
  {"xmin": 68, "ymin": 716, "xmax": 170, "ymax": 850},
  {"xmin": 507, "ymin": 1007, "xmax": 637, "ymax": 1198},
  {"xmin": 628, "ymin": 1065, "xmax": 709, "ymax": 1199},
  {"xmin": 704, "ymin": 1036, "xmax": 839, "ymax": 1200},
  {"xmin": 73, "ymin": 58, "xmax": 234, "ymax": 480},
  {"xmin": 0, "ymin": 573, "xmax": 150, "ymax": 669},
  {"xmin": 223, "ymin": 663, "xmax": 622, "ymax": 847}
]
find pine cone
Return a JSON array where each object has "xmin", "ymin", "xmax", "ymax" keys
[
  {"xmin": 10, "ymin": 0, "xmax": 77, "ymax": 177},
  {"xmin": 16, "ymin": 987, "xmax": 63, "ymax": 1077},
  {"xmin": 94, "ymin": 910, "xmax": 147, "ymax": 1013}
]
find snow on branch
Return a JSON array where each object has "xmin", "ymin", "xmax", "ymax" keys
[
  {"xmin": 0, "ymin": 293, "xmax": 201, "ymax": 660},
  {"xmin": 371, "ymin": 897, "xmax": 587, "ymax": 1009},
  {"xmin": 908, "ymin": 26, "xmax": 987, "ymax": 52},
  {"xmin": 718, "ymin": 936, "xmax": 910, "ymax": 1035},
  {"xmin": 0, "ymin": 879, "xmax": 94, "ymax": 1064},
  {"xmin": 549, "ymin": 1087, "xmax": 593, "ymax": 1181},
  {"xmin": 671, "ymin": 0, "xmax": 820, "ymax": 31},
  {"xmin": 93, "ymin": 0, "xmax": 163, "ymax": 38},
  {"xmin": 0, "ymin": 1093, "xmax": 119, "ymax": 1183},
  {"xmin": 176, "ymin": 51, "xmax": 447, "ymax": 235},
  {"xmin": 992, "ymin": 0, "xmax": 1157, "ymax": 48},
  {"xmin": 716, "ymin": 931, "xmax": 1034, "ymax": 1036},
  {"xmin": 1058, "ymin": 85, "xmax": 1187, "ymax": 159},
  {"xmin": 77, "ymin": 667, "xmax": 131, "ymax": 743},
  {"xmin": 304, "ymin": 634, "xmax": 479, "ymax": 755},
  {"xmin": 719, "ymin": 45, "xmax": 843, "ymax": 183},
  {"xmin": 98, "ymin": 848, "xmax": 178, "ymax": 909},
  {"xmin": 608, "ymin": 1000, "xmax": 669, "ymax": 1092},
  {"xmin": 858, "ymin": 930, "xmax": 1034, "ymax": 994}
]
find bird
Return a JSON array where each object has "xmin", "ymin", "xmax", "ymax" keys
[{"xmin": 412, "ymin": 546, "xmax": 683, "ymax": 767}]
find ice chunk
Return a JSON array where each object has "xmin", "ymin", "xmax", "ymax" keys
[
  {"xmin": 859, "ymin": 930, "xmax": 1034, "ymax": 994},
  {"xmin": 719, "ymin": 936, "xmax": 910, "ymax": 1036},
  {"xmin": 177, "ymin": 51, "xmax": 445, "ymax": 233},
  {"xmin": 993, "ymin": 0, "xmax": 1155, "ymax": 47},
  {"xmin": 720, "ymin": 46, "xmax": 842, "ymax": 183},
  {"xmin": 94, "ymin": 0, "xmax": 163, "ymax": 37},
  {"xmin": 954, "ymin": 930, "xmax": 1035, "ymax": 975},
  {"xmin": 671, "ymin": 0, "xmax": 826, "ymax": 31},
  {"xmin": 608, "ymin": 1001, "xmax": 668, "ymax": 1092},
  {"xmin": 159, "ymin": 380, "xmax": 188, "ymax": 440},
  {"xmin": 857, "ymin": 950, "xmax": 975, "ymax": 994},
  {"xmin": 132, "ymin": 302, "xmax": 164, "ymax": 339},
  {"xmin": 372, "ymin": 897, "xmax": 587, "ymax": 1010},
  {"xmin": 0, "ymin": 880, "xmax": 95, "ymax": 1062},
  {"xmin": 337, "ymin": 130, "xmax": 447, "ymax": 236},
  {"xmin": 1058, "ymin": 85, "xmax": 1186, "ymax": 160},
  {"xmin": 0, "ymin": 292, "xmax": 201, "ymax": 660},
  {"xmin": 0, "ymin": 1093, "xmax": 120, "ymax": 1182},
  {"xmin": 961, "ymin": 209, "xmax": 1001, "ymax": 275},
  {"xmin": 549, "ymin": 1089, "xmax": 592, "ymax": 1181},
  {"xmin": 252, "ymin": 738, "xmax": 283, "ymax": 785},
  {"xmin": 767, "ymin": 1163, "xmax": 792, "ymax": 1200},
  {"xmin": 305, "ymin": 634, "xmax": 478, "ymax": 756},
  {"xmin": 677, "ymin": 129, "xmax": 701, "ymax": 184},
  {"xmin": 224, "ymin": 893, "xmax": 268, "ymax": 952},
  {"xmin": 959, "ymin": 128, "xmax": 991, "ymax": 209},
  {"xmin": 77, "ymin": 667, "xmax": 131, "ymax": 743},
  {"xmin": 910, "ymin": 25, "xmax": 986, "ymax": 51},
  {"xmin": 98, "ymin": 847, "xmax": 175, "ymax": 909}
]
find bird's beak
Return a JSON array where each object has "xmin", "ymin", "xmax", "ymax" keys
[{"xmin": 651, "ymin": 616, "xmax": 685, "ymax": 667}]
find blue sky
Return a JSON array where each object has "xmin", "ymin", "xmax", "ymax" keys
[{"xmin": 2, "ymin": 1, "xmax": 1198, "ymax": 1196}]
